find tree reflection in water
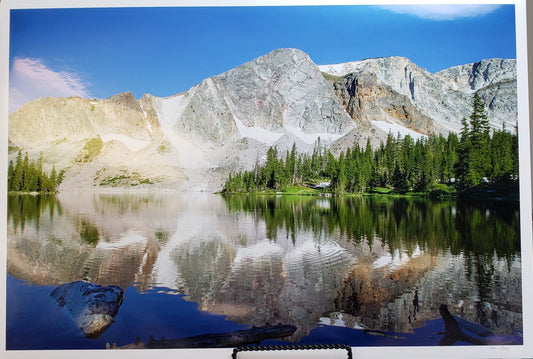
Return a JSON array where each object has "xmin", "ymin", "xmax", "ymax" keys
[{"xmin": 6, "ymin": 193, "xmax": 522, "ymax": 346}]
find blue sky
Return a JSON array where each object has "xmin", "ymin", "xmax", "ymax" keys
[{"xmin": 8, "ymin": 4, "xmax": 516, "ymax": 112}]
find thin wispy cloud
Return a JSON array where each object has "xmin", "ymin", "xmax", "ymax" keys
[
  {"xmin": 379, "ymin": 5, "xmax": 501, "ymax": 21},
  {"xmin": 9, "ymin": 57, "xmax": 90, "ymax": 113}
]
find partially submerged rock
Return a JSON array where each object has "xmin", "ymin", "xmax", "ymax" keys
[
  {"xmin": 50, "ymin": 281, "xmax": 124, "ymax": 338},
  {"xmin": 439, "ymin": 304, "xmax": 522, "ymax": 345}
]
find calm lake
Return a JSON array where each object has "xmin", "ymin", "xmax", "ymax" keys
[{"xmin": 6, "ymin": 192, "xmax": 522, "ymax": 349}]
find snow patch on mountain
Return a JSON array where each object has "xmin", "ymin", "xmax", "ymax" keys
[
  {"xmin": 153, "ymin": 93, "xmax": 189, "ymax": 131},
  {"xmin": 161, "ymin": 127, "xmax": 210, "ymax": 168},
  {"xmin": 318, "ymin": 61, "xmax": 365, "ymax": 77},
  {"xmin": 284, "ymin": 126, "xmax": 346, "ymax": 145},
  {"xmin": 234, "ymin": 115, "xmax": 283, "ymax": 145},
  {"xmin": 100, "ymin": 134, "xmax": 151, "ymax": 152}
]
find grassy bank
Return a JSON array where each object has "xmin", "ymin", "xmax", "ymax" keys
[{"xmin": 222, "ymin": 182, "xmax": 519, "ymax": 202}]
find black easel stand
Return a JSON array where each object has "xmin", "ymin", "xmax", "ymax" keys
[{"xmin": 232, "ymin": 344, "xmax": 353, "ymax": 358}]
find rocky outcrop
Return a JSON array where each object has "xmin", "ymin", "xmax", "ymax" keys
[
  {"xmin": 435, "ymin": 59, "xmax": 516, "ymax": 92},
  {"xmin": 50, "ymin": 281, "xmax": 124, "ymax": 338},
  {"xmin": 218, "ymin": 48, "xmax": 354, "ymax": 135},
  {"xmin": 332, "ymin": 72, "xmax": 434, "ymax": 134},
  {"xmin": 140, "ymin": 48, "xmax": 356, "ymax": 151},
  {"xmin": 320, "ymin": 56, "xmax": 516, "ymax": 134},
  {"xmin": 108, "ymin": 91, "xmax": 143, "ymax": 112},
  {"xmin": 9, "ymin": 94, "xmax": 151, "ymax": 149}
]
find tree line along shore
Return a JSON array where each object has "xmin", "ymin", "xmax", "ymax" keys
[
  {"xmin": 222, "ymin": 94, "xmax": 519, "ymax": 200},
  {"xmin": 8, "ymin": 151, "xmax": 64, "ymax": 193}
]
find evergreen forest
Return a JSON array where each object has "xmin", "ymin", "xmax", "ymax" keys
[
  {"xmin": 222, "ymin": 94, "xmax": 519, "ymax": 197},
  {"xmin": 7, "ymin": 151, "xmax": 64, "ymax": 193}
]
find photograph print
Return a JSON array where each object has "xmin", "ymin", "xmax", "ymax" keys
[{"xmin": 3, "ymin": 0, "xmax": 531, "ymax": 357}]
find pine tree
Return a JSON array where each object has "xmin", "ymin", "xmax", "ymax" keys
[
  {"xmin": 399, "ymin": 135, "xmax": 415, "ymax": 189},
  {"xmin": 469, "ymin": 93, "xmax": 491, "ymax": 184},
  {"xmin": 7, "ymin": 160, "xmax": 15, "ymax": 191},
  {"xmin": 414, "ymin": 138, "xmax": 431, "ymax": 192},
  {"xmin": 512, "ymin": 122, "xmax": 519, "ymax": 180},
  {"xmin": 49, "ymin": 166, "xmax": 58, "ymax": 191},
  {"xmin": 324, "ymin": 151, "xmax": 337, "ymax": 177},
  {"xmin": 331, "ymin": 153, "xmax": 347, "ymax": 193},
  {"xmin": 22, "ymin": 153, "xmax": 31, "ymax": 191},
  {"xmin": 288, "ymin": 143, "xmax": 297, "ymax": 185},
  {"xmin": 8, "ymin": 151, "xmax": 64, "ymax": 193},
  {"xmin": 490, "ymin": 124, "xmax": 514, "ymax": 184},
  {"xmin": 469, "ymin": 93, "xmax": 490, "ymax": 140},
  {"xmin": 456, "ymin": 117, "xmax": 475, "ymax": 188},
  {"xmin": 28, "ymin": 162, "xmax": 40, "ymax": 191},
  {"xmin": 383, "ymin": 133, "xmax": 396, "ymax": 186},
  {"xmin": 443, "ymin": 133, "xmax": 459, "ymax": 183},
  {"xmin": 392, "ymin": 164, "xmax": 408, "ymax": 193},
  {"xmin": 37, "ymin": 153, "xmax": 44, "ymax": 183},
  {"xmin": 361, "ymin": 138, "xmax": 374, "ymax": 189},
  {"xmin": 264, "ymin": 147, "xmax": 281, "ymax": 189}
]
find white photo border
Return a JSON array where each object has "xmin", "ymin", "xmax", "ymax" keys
[{"xmin": 0, "ymin": 1, "xmax": 530, "ymax": 358}]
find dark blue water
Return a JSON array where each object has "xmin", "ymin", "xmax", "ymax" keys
[
  {"xmin": 6, "ymin": 274, "xmax": 476, "ymax": 350},
  {"xmin": 6, "ymin": 193, "xmax": 523, "ymax": 350},
  {"xmin": 6, "ymin": 275, "xmax": 248, "ymax": 350},
  {"xmin": 264, "ymin": 317, "xmax": 448, "ymax": 347}
]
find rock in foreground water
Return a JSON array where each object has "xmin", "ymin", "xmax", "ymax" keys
[{"xmin": 50, "ymin": 281, "xmax": 124, "ymax": 338}]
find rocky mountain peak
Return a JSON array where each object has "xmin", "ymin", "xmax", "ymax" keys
[
  {"xmin": 108, "ymin": 91, "xmax": 142, "ymax": 112},
  {"xmin": 258, "ymin": 47, "xmax": 312, "ymax": 64},
  {"xmin": 216, "ymin": 47, "xmax": 354, "ymax": 135}
]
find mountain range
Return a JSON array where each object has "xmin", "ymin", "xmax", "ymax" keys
[{"xmin": 8, "ymin": 48, "xmax": 517, "ymax": 191}]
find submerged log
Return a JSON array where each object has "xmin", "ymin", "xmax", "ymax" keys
[
  {"xmin": 111, "ymin": 323, "xmax": 297, "ymax": 349},
  {"xmin": 50, "ymin": 281, "xmax": 123, "ymax": 338},
  {"xmin": 439, "ymin": 304, "xmax": 522, "ymax": 345}
]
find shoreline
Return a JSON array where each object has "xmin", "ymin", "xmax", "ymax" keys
[
  {"xmin": 220, "ymin": 184, "xmax": 519, "ymax": 202},
  {"xmin": 8, "ymin": 183, "xmax": 519, "ymax": 202}
]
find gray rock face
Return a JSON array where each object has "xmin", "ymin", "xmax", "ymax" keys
[
  {"xmin": 140, "ymin": 48, "xmax": 355, "ymax": 150},
  {"xmin": 50, "ymin": 281, "xmax": 124, "ymax": 338},
  {"xmin": 8, "ymin": 94, "xmax": 151, "ymax": 149},
  {"xmin": 175, "ymin": 77, "xmax": 239, "ymax": 147},
  {"xmin": 320, "ymin": 56, "xmax": 516, "ymax": 134},
  {"xmin": 436, "ymin": 59, "xmax": 516, "ymax": 92},
  {"xmin": 108, "ymin": 91, "xmax": 143, "ymax": 112},
  {"xmin": 218, "ymin": 48, "xmax": 354, "ymax": 135},
  {"xmin": 332, "ymin": 72, "xmax": 435, "ymax": 134}
]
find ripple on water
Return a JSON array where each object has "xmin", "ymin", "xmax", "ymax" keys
[{"xmin": 285, "ymin": 240, "xmax": 354, "ymax": 274}]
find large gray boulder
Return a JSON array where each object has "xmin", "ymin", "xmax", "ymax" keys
[{"xmin": 50, "ymin": 281, "xmax": 124, "ymax": 338}]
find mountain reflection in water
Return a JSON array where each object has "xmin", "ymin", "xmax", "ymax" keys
[{"xmin": 6, "ymin": 192, "xmax": 522, "ymax": 347}]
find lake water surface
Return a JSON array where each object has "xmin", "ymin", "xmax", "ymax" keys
[{"xmin": 6, "ymin": 192, "xmax": 522, "ymax": 349}]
